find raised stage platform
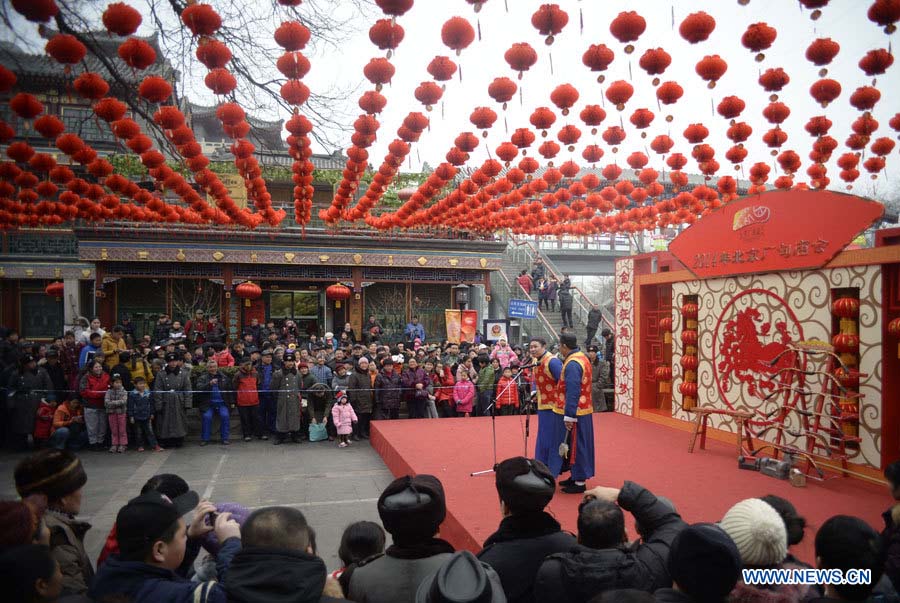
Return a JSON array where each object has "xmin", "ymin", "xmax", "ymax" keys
[{"xmin": 370, "ymin": 412, "xmax": 886, "ymax": 564}]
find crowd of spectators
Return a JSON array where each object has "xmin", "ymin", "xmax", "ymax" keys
[{"xmin": 1, "ymin": 449, "xmax": 897, "ymax": 603}]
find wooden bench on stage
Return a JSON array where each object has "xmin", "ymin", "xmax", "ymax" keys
[{"xmin": 687, "ymin": 406, "xmax": 756, "ymax": 456}]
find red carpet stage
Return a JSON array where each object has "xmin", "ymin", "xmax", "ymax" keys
[{"xmin": 371, "ymin": 413, "xmax": 886, "ymax": 564}]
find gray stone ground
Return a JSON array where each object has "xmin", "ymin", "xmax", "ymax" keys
[{"xmin": 0, "ymin": 437, "xmax": 393, "ymax": 571}]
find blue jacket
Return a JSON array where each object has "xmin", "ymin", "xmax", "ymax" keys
[
  {"xmin": 89, "ymin": 537, "xmax": 240, "ymax": 603},
  {"xmin": 258, "ymin": 363, "xmax": 274, "ymax": 398},
  {"xmin": 404, "ymin": 322, "xmax": 426, "ymax": 342},
  {"xmin": 78, "ymin": 344, "xmax": 99, "ymax": 369},
  {"xmin": 127, "ymin": 390, "xmax": 154, "ymax": 421}
]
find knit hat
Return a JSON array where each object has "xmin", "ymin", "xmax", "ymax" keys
[
  {"xmin": 335, "ymin": 390, "xmax": 348, "ymax": 403},
  {"xmin": 720, "ymin": 498, "xmax": 788, "ymax": 566},
  {"xmin": 378, "ymin": 475, "xmax": 446, "ymax": 544},
  {"xmin": 668, "ymin": 523, "xmax": 741, "ymax": 603},
  {"xmin": 14, "ymin": 450, "xmax": 87, "ymax": 502}
]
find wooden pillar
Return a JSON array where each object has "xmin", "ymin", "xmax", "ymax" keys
[{"xmin": 482, "ymin": 270, "xmax": 491, "ymax": 301}]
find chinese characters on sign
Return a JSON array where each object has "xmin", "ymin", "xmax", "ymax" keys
[
  {"xmin": 693, "ymin": 239, "xmax": 830, "ymax": 270},
  {"xmin": 508, "ymin": 298, "xmax": 538, "ymax": 319}
]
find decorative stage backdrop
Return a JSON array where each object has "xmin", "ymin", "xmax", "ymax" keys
[
  {"xmin": 614, "ymin": 257, "xmax": 635, "ymax": 417},
  {"xmin": 670, "ymin": 267, "xmax": 883, "ymax": 468}
]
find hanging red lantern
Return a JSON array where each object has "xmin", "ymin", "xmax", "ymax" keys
[
  {"xmin": 281, "ymin": 80, "xmax": 310, "ymax": 106},
  {"xmin": 275, "ymin": 21, "xmax": 311, "ymax": 51},
  {"xmin": 582, "ymin": 44, "xmax": 614, "ymax": 82},
  {"xmin": 138, "ymin": 76, "xmax": 173, "ymax": 103},
  {"xmin": 832, "ymin": 297, "xmax": 860, "ymax": 318},
  {"xmin": 10, "ymin": 93, "xmax": 44, "ymax": 119},
  {"xmin": 441, "ymin": 16, "xmax": 475, "ymax": 55},
  {"xmin": 810, "ymin": 78, "xmax": 841, "ymax": 107},
  {"xmin": 511, "ymin": 128, "xmax": 536, "ymax": 149},
  {"xmin": 470, "ymin": 107, "xmax": 498, "ymax": 134},
  {"xmin": 0, "ymin": 65, "xmax": 16, "ymax": 93},
  {"xmin": 504, "ymin": 42, "xmax": 538, "ymax": 79},
  {"xmin": 454, "ymin": 132, "xmax": 479, "ymax": 153},
  {"xmin": 487, "ymin": 77, "xmax": 517, "ymax": 109},
  {"xmin": 10, "ymin": 0, "xmax": 59, "ymax": 22},
  {"xmin": 235, "ymin": 281, "xmax": 262, "ymax": 307},
  {"xmin": 868, "ymin": 0, "xmax": 900, "ymax": 33},
  {"xmin": 73, "ymin": 72, "xmax": 109, "ymax": 100},
  {"xmin": 559, "ymin": 161, "xmax": 579, "ymax": 178},
  {"xmin": 763, "ymin": 102, "xmax": 791, "ymax": 124},
  {"xmin": 872, "ymin": 137, "xmax": 895, "ymax": 156},
  {"xmin": 414, "ymin": 81, "xmax": 443, "ymax": 110},
  {"xmin": 832, "ymin": 333, "xmax": 860, "ymax": 354},
  {"xmin": 427, "ymin": 56, "xmax": 457, "ymax": 82},
  {"xmin": 679, "ymin": 382, "xmax": 698, "ymax": 398},
  {"xmin": 276, "ymin": 52, "xmax": 311, "ymax": 79},
  {"xmin": 727, "ymin": 122, "xmax": 753, "ymax": 143},
  {"xmin": 680, "ymin": 355, "xmax": 699, "ymax": 371},
  {"xmin": 655, "ymin": 365, "xmax": 673, "ymax": 381},
  {"xmin": 626, "ymin": 152, "xmax": 648, "ymax": 170},
  {"xmin": 582, "ymin": 145, "xmax": 604, "ymax": 163},
  {"xmin": 605, "ymin": 80, "xmax": 633, "ymax": 110},
  {"xmin": 55, "ymin": 133, "xmax": 85, "ymax": 155},
  {"xmin": 650, "ymin": 135, "xmax": 674, "ymax": 155},
  {"xmin": 45, "ymin": 281, "xmax": 65, "ymax": 300},
  {"xmin": 363, "ymin": 58, "xmax": 395, "ymax": 88},
  {"xmin": 695, "ymin": 55, "xmax": 727, "ymax": 88},
  {"xmin": 639, "ymin": 48, "xmax": 671, "ymax": 83},
  {"xmin": 538, "ymin": 140, "xmax": 560, "ymax": 160},
  {"xmin": 741, "ymin": 22, "xmax": 777, "ymax": 61},
  {"xmin": 531, "ymin": 3, "xmax": 569, "ymax": 45},
  {"xmin": 679, "ymin": 11, "xmax": 716, "ymax": 43},
  {"xmin": 529, "ymin": 107, "xmax": 556, "ymax": 134},
  {"xmin": 358, "ymin": 90, "xmax": 387, "ymax": 115},
  {"xmin": 93, "ymin": 98, "xmax": 127, "ymax": 122},
  {"xmin": 806, "ymin": 38, "xmax": 840, "ymax": 75},
  {"xmin": 580, "ymin": 105, "xmax": 606, "ymax": 132},
  {"xmin": 557, "ymin": 125, "xmax": 581, "ymax": 147},
  {"xmin": 375, "ymin": 0, "xmax": 414, "ymax": 16},
  {"xmin": 683, "ymin": 123, "xmax": 709, "ymax": 144},
  {"xmin": 717, "ymin": 96, "xmax": 745, "ymax": 120},
  {"xmin": 681, "ymin": 302, "xmax": 699, "ymax": 319},
  {"xmin": 777, "ymin": 150, "xmax": 801, "ymax": 173},
  {"xmin": 758, "ymin": 68, "xmax": 790, "ymax": 101},
  {"xmin": 656, "ymin": 81, "xmax": 683, "ymax": 107},
  {"xmin": 370, "ymin": 19, "xmax": 404, "ymax": 51},
  {"xmin": 805, "ymin": 115, "xmax": 832, "ymax": 136},
  {"xmin": 45, "ymin": 34, "xmax": 87, "ymax": 66},
  {"xmin": 181, "ymin": 3, "xmax": 222, "ymax": 36},
  {"xmin": 550, "ymin": 84, "xmax": 579, "ymax": 115},
  {"xmin": 496, "ymin": 142, "xmax": 519, "ymax": 163},
  {"xmin": 34, "ymin": 115, "xmax": 66, "ymax": 139},
  {"xmin": 609, "ymin": 11, "xmax": 646, "ymax": 53},
  {"xmin": 205, "ymin": 68, "xmax": 237, "ymax": 95},
  {"xmin": 849, "ymin": 86, "xmax": 881, "ymax": 111},
  {"xmin": 102, "ymin": 2, "xmax": 142, "ymax": 36},
  {"xmin": 859, "ymin": 48, "xmax": 894, "ymax": 77},
  {"xmin": 118, "ymin": 38, "xmax": 156, "ymax": 69}
]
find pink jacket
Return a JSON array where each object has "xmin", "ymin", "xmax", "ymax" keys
[
  {"xmin": 453, "ymin": 380, "xmax": 475, "ymax": 413},
  {"xmin": 490, "ymin": 346, "xmax": 518, "ymax": 369},
  {"xmin": 331, "ymin": 401, "xmax": 358, "ymax": 435}
]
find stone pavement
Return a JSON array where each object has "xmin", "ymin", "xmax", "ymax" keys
[{"xmin": 0, "ymin": 438, "xmax": 394, "ymax": 571}]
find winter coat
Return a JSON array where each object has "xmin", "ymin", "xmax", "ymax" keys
[
  {"xmin": 376, "ymin": 369, "xmax": 403, "ymax": 411},
  {"xmin": 310, "ymin": 363, "xmax": 333, "ymax": 386},
  {"xmin": 89, "ymin": 537, "xmax": 240, "ymax": 603},
  {"xmin": 109, "ymin": 362, "xmax": 134, "ymax": 392},
  {"xmin": 348, "ymin": 539, "xmax": 455, "ymax": 603},
  {"xmin": 884, "ymin": 506, "xmax": 900, "ymax": 593},
  {"xmin": 401, "ymin": 367, "xmax": 430, "ymax": 404},
  {"xmin": 127, "ymin": 390, "xmax": 154, "ymax": 421},
  {"xmin": 476, "ymin": 365, "xmax": 496, "ymax": 394},
  {"xmin": 225, "ymin": 547, "xmax": 342, "ymax": 603},
  {"xmin": 587, "ymin": 308, "xmax": 602, "ymax": 330},
  {"xmin": 478, "ymin": 511, "xmax": 576, "ymax": 603},
  {"xmin": 153, "ymin": 367, "xmax": 192, "ymax": 439},
  {"xmin": 78, "ymin": 344, "xmax": 99, "ymax": 370},
  {"xmin": 546, "ymin": 281, "xmax": 558, "ymax": 301},
  {"xmin": 404, "ymin": 322, "xmax": 426, "ymax": 342},
  {"xmin": 558, "ymin": 282, "xmax": 573, "ymax": 310},
  {"xmin": 104, "ymin": 386, "xmax": 128, "ymax": 414},
  {"xmin": 331, "ymin": 371, "xmax": 351, "ymax": 394},
  {"xmin": 44, "ymin": 361, "xmax": 68, "ymax": 402},
  {"xmin": 195, "ymin": 371, "xmax": 233, "ymax": 413},
  {"xmin": 454, "ymin": 379, "xmax": 475, "ymax": 413},
  {"xmin": 536, "ymin": 279, "xmax": 549, "ymax": 300},
  {"xmin": 490, "ymin": 346, "xmax": 519, "ymax": 369},
  {"xmin": 273, "ymin": 368, "xmax": 303, "ymax": 432},
  {"xmin": 53, "ymin": 401, "xmax": 83, "ymax": 433},
  {"xmin": 46, "ymin": 509, "xmax": 94, "ymax": 596},
  {"xmin": 5, "ymin": 366, "xmax": 54, "ymax": 435},
  {"xmin": 206, "ymin": 323, "xmax": 227, "ymax": 345},
  {"xmin": 534, "ymin": 481, "xmax": 687, "ymax": 601},
  {"xmin": 432, "ymin": 368, "xmax": 455, "ymax": 403},
  {"xmin": 234, "ymin": 370, "xmax": 260, "ymax": 407},
  {"xmin": 456, "ymin": 363, "xmax": 477, "ymax": 384},
  {"xmin": 153, "ymin": 320, "xmax": 172, "ymax": 344},
  {"xmin": 34, "ymin": 401, "xmax": 55, "ymax": 440},
  {"xmin": 591, "ymin": 358, "xmax": 611, "ymax": 409},
  {"xmin": 332, "ymin": 401, "xmax": 359, "ymax": 435},
  {"xmin": 79, "ymin": 371, "xmax": 110, "ymax": 410},
  {"xmin": 127, "ymin": 356, "xmax": 154, "ymax": 386},
  {"xmin": 348, "ymin": 366, "xmax": 376, "ymax": 414},
  {"xmin": 101, "ymin": 334, "xmax": 127, "ymax": 369},
  {"xmin": 517, "ymin": 274, "xmax": 533, "ymax": 294},
  {"xmin": 727, "ymin": 579, "xmax": 809, "ymax": 602},
  {"xmin": 495, "ymin": 376, "xmax": 520, "ymax": 408}
]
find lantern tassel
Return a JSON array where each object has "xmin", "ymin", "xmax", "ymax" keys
[
  {"xmin": 477, "ymin": 18, "xmax": 482, "ymax": 41},
  {"xmin": 504, "ymin": 114, "xmax": 508, "ymax": 133},
  {"xmin": 549, "ymin": 51, "xmax": 554, "ymax": 75},
  {"xmin": 580, "ymin": 8, "xmax": 584, "ymax": 35},
  {"xmin": 441, "ymin": 100, "xmax": 445, "ymax": 120},
  {"xmin": 504, "ymin": 0, "xmax": 508, "ymax": 11}
]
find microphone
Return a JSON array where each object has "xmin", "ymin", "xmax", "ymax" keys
[{"xmin": 515, "ymin": 362, "xmax": 539, "ymax": 370}]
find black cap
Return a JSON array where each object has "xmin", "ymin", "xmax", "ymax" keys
[
  {"xmin": 165, "ymin": 352, "xmax": 179, "ymax": 362},
  {"xmin": 416, "ymin": 550, "xmax": 503, "ymax": 603},
  {"xmin": 378, "ymin": 475, "xmax": 446, "ymax": 544},
  {"xmin": 116, "ymin": 490, "xmax": 200, "ymax": 557},
  {"xmin": 19, "ymin": 354, "xmax": 35, "ymax": 365},
  {"xmin": 261, "ymin": 349, "xmax": 273, "ymax": 356},
  {"xmin": 495, "ymin": 457, "xmax": 555, "ymax": 513},
  {"xmin": 668, "ymin": 524, "xmax": 741, "ymax": 602},
  {"xmin": 46, "ymin": 348, "xmax": 59, "ymax": 358},
  {"xmin": 284, "ymin": 350, "xmax": 296, "ymax": 361}
]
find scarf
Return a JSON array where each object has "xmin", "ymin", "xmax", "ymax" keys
[{"xmin": 385, "ymin": 537, "xmax": 454, "ymax": 560}]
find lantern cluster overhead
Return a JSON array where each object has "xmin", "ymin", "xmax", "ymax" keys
[{"xmin": 0, "ymin": 0, "xmax": 898, "ymax": 236}]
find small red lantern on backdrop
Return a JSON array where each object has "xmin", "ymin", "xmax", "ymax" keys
[
  {"xmin": 605, "ymin": 80, "xmax": 633, "ymax": 110},
  {"xmin": 326, "ymin": 283, "xmax": 352, "ymax": 309},
  {"xmin": 488, "ymin": 77, "xmax": 517, "ymax": 108},
  {"xmin": 678, "ymin": 381, "xmax": 698, "ymax": 397},
  {"xmin": 655, "ymin": 365, "xmax": 672, "ymax": 393},
  {"xmin": 832, "ymin": 333, "xmax": 860, "ymax": 354},
  {"xmin": 73, "ymin": 72, "xmax": 110, "ymax": 100},
  {"xmin": 139, "ymin": 76, "xmax": 173, "ymax": 103},
  {"xmin": 833, "ymin": 297, "xmax": 860, "ymax": 335},
  {"xmin": 681, "ymin": 329, "xmax": 698, "ymax": 347},
  {"xmin": 834, "ymin": 367, "xmax": 861, "ymax": 389},
  {"xmin": 550, "ymin": 84, "xmax": 579, "ymax": 115},
  {"xmin": 10, "ymin": 93, "xmax": 44, "ymax": 120},
  {"xmin": 118, "ymin": 38, "xmax": 156, "ymax": 70},
  {"xmin": 45, "ymin": 281, "xmax": 65, "ymax": 301},
  {"xmin": 888, "ymin": 317, "xmax": 900, "ymax": 358},
  {"xmin": 531, "ymin": 3, "xmax": 569, "ymax": 45},
  {"xmin": 235, "ymin": 281, "xmax": 262, "ymax": 307},
  {"xmin": 0, "ymin": 64, "xmax": 16, "ymax": 93},
  {"xmin": 810, "ymin": 78, "xmax": 841, "ymax": 107},
  {"xmin": 428, "ymin": 56, "xmax": 457, "ymax": 82},
  {"xmin": 680, "ymin": 355, "xmax": 699, "ymax": 372},
  {"xmin": 11, "ymin": 0, "xmax": 59, "ymax": 22},
  {"xmin": 659, "ymin": 317, "xmax": 673, "ymax": 343}
]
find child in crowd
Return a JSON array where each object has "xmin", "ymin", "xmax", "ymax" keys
[
  {"xmin": 127, "ymin": 377, "xmax": 161, "ymax": 452},
  {"xmin": 332, "ymin": 521, "xmax": 387, "ymax": 592},
  {"xmin": 0, "ymin": 544, "xmax": 63, "ymax": 603},
  {"xmin": 105, "ymin": 373, "xmax": 128, "ymax": 453},
  {"xmin": 331, "ymin": 390, "xmax": 358, "ymax": 448},
  {"xmin": 33, "ymin": 398, "xmax": 57, "ymax": 447},
  {"xmin": 454, "ymin": 370, "xmax": 475, "ymax": 418},
  {"xmin": 495, "ymin": 365, "xmax": 520, "ymax": 415}
]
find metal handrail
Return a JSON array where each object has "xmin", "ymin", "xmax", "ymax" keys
[
  {"xmin": 493, "ymin": 267, "xmax": 558, "ymax": 341},
  {"xmin": 508, "ymin": 234, "xmax": 615, "ymax": 331}
]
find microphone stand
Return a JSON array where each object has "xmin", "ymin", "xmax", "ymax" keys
[{"xmin": 471, "ymin": 363, "xmax": 536, "ymax": 477}]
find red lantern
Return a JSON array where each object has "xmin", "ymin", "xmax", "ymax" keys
[
  {"xmin": 45, "ymin": 34, "xmax": 87, "ymax": 66},
  {"xmin": 805, "ymin": 116, "xmax": 832, "ymax": 136},
  {"xmin": 93, "ymin": 98, "xmax": 127, "ymax": 122},
  {"xmin": 859, "ymin": 49, "xmax": 894, "ymax": 77},
  {"xmin": 45, "ymin": 281, "xmax": 65, "ymax": 300},
  {"xmin": 496, "ymin": 142, "xmax": 519, "ymax": 163},
  {"xmin": 415, "ymin": 81, "xmax": 443, "ymax": 109},
  {"xmin": 118, "ymin": 38, "xmax": 157, "ymax": 70},
  {"xmin": 281, "ymin": 80, "xmax": 310, "ymax": 106},
  {"xmin": 695, "ymin": 55, "xmax": 727, "ymax": 88},
  {"xmin": 358, "ymin": 90, "xmax": 387, "ymax": 115},
  {"xmin": 0, "ymin": 65, "xmax": 16, "ymax": 93},
  {"xmin": 850, "ymin": 86, "xmax": 881, "ymax": 111},
  {"xmin": 427, "ymin": 56, "xmax": 456, "ymax": 82},
  {"xmin": 103, "ymin": 2, "xmax": 142, "ymax": 36},
  {"xmin": 10, "ymin": 93, "xmax": 44, "ymax": 119},
  {"xmin": 11, "ymin": 0, "xmax": 59, "ymax": 22},
  {"xmin": 810, "ymin": 79, "xmax": 841, "ymax": 107},
  {"xmin": 363, "ymin": 58, "xmax": 395, "ymax": 87},
  {"xmin": 325, "ymin": 283, "xmax": 352, "ymax": 309},
  {"xmin": 741, "ymin": 22, "xmax": 777, "ymax": 60},
  {"xmin": 806, "ymin": 38, "xmax": 840, "ymax": 68},
  {"xmin": 558, "ymin": 125, "xmax": 581, "ymax": 146},
  {"xmin": 487, "ymin": 77, "xmax": 517, "ymax": 107},
  {"xmin": 609, "ymin": 11, "xmax": 646, "ymax": 52},
  {"xmin": 680, "ymin": 355, "xmax": 699, "ymax": 371},
  {"xmin": 276, "ymin": 52, "xmax": 311, "ymax": 79},
  {"xmin": 138, "ymin": 76, "xmax": 173, "ymax": 103},
  {"xmin": 470, "ymin": 107, "xmax": 497, "ymax": 132},
  {"xmin": 235, "ymin": 281, "xmax": 262, "ymax": 307},
  {"xmin": 680, "ymin": 12, "xmax": 716, "ymax": 43},
  {"xmin": 834, "ymin": 367, "xmax": 861, "ymax": 388},
  {"xmin": 205, "ymin": 68, "xmax": 237, "ymax": 95},
  {"xmin": 73, "ymin": 72, "xmax": 109, "ymax": 100},
  {"xmin": 531, "ymin": 3, "xmax": 569, "ymax": 45},
  {"xmin": 681, "ymin": 329, "xmax": 698, "ymax": 346},
  {"xmin": 832, "ymin": 333, "xmax": 859, "ymax": 354},
  {"xmin": 759, "ymin": 68, "xmax": 790, "ymax": 95},
  {"xmin": 529, "ymin": 107, "xmax": 556, "ymax": 132},
  {"xmin": 582, "ymin": 44, "xmax": 614, "ymax": 78},
  {"xmin": 872, "ymin": 137, "xmax": 896, "ymax": 156},
  {"xmin": 375, "ymin": 0, "xmax": 413, "ymax": 17},
  {"xmin": 550, "ymin": 84, "xmax": 579, "ymax": 115},
  {"xmin": 639, "ymin": 48, "xmax": 671, "ymax": 79},
  {"xmin": 511, "ymin": 128, "xmax": 536, "ymax": 149},
  {"xmin": 869, "ymin": 0, "xmax": 900, "ymax": 33},
  {"xmin": 681, "ymin": 302, "xmax": 698, "ymax": 319},
  {"xmin": 505, "ymin": 43, "xmax": 538, "ymax": 78},
  {"xmin": 441, "ymin": 16, "xmax": 475, "ymax": 55},
  {"xmin": 181, "ymin": 3, "xmax": 222, "ymax": 36},
  {"xmin": 275, "ymin": 21, "xmax": 311, "ymax": 51},
  {"xmin": 655, "ymin": 365, "xmax": 673, "ymax": 381},
  {"xmin": 605, "ymin": 80, "xmax": 633, "ymax": 110},
  {"xmin": 679, "ymin": 382, "xmax": 698, "ymax": 397},
  {"xmin": 370, "ymin": 19, "xmax": 404, "ymax": 51},
  {"xmin": 832, "ymin": 297, "xmax": 860, "ymax": 318},
  {"xmin": 683, "ymin": 123, "xmax": 709, "ymax": 144},
  {"xmin": 34, "ymin": 115, "xmax": 66, "ymax": 139}
]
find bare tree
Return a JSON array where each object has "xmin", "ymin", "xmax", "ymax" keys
[{"xmin": 171, "ymin": 279, "xmax": 223, "ymax": 323}]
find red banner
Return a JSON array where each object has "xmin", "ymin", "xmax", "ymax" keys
[
  {"xmin": 668, "ymin": 190, "xmax": 883, "ymax": 279},
  {"xmin": 461, "ymin": 310, "xmax": 478, "ymax": 343}
]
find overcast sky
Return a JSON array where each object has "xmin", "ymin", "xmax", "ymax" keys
[{"xmin": 5, "ymin": 0, "xmax": 898, "ymax": 198}]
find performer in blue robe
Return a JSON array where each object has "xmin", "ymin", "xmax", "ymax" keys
[
  {"xmin": 529, "ymin": 337, "xmax": 562, "ymax": 468},
  {"xmin": 548, "ymin": 332, "xmax": 596, "ymax": 494}
]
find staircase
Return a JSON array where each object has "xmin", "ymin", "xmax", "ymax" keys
[{"xmin": 493, "ymin": 235, "xmax": 614, "ymax": 346}]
